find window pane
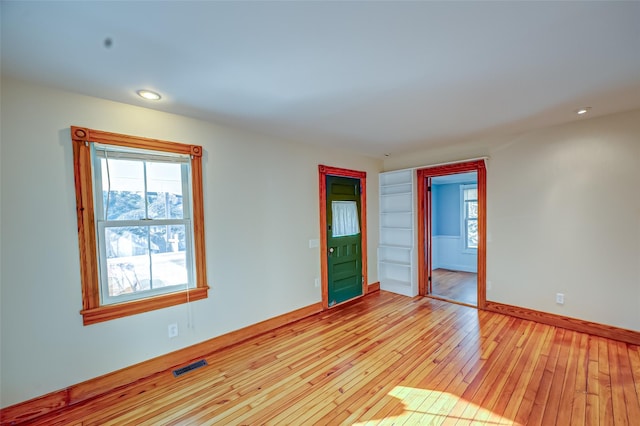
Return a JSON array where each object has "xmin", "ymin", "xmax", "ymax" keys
[
  {"xmin": 146, "ymin": 162, "xmax": 184, "ymax": 219},
  {"xmin": 467, "ymin": 201, "xmax": 478, "ymax": 219},
  {"xmin": 150, "ymin": 225, "xmax": 190, "ymax": 289},
  {"xmin": 101, "ymin": 158, "xmax": 145, "ymax": 220},
  {"xmin": 103, "ymin": 225, "xmax": 191, "ymax": 300},
  {"xmin": 332, "ymin": 201, "xmax": 360, "ymax": 237},
  {"xmin": 467, "ymin": 219, "xmax": 478, "ymax": 249},
  {"xmin": 464, "ymin": 188, "xmax": 477, "ymax": 201},
  {"xmin": 104, "ymin": 226, "xmax": 151, "ymax": 297}
]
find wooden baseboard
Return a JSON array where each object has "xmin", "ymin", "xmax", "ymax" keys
[
  {"xmin": 485, "ymin": 301, "xmax": 640, "ymax": 346},
  {"xmin": 367, "ymin": 281, "xmax": 380, "ymax": 293},
  {"xmin": 0, "ymin": 302, "xmax": 323, "ymax": 425}
]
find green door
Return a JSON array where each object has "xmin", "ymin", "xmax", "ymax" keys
[{"xmin": 326, "ymin": 175, "xmax": 363, "ymax": 306}]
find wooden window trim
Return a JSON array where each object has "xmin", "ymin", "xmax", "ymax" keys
[{"xmin": 71, "ymin": 126, "xmax": 208, "ymax": 325}]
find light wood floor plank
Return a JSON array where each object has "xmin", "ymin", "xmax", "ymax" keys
[
  {"xmin": 613, "ymin": 339, "xmax": 640, "ymax": 424},
  {"xmin": 538, "ymin": 328, "xmax": 573, "ymax": 425},
  {"xmin": 598, "ymin": 337, "xmax": 615, "ymax": 426},
  {"xmin": 481, "ymin": 321, "xmax": 544, "ymax": 423},
  {"xmin": 357, "ymin": 308, "xmax": 485, "ymax": 424},
  {"xmin": 343, "ymin": 304, "xmax": 480, "ymax": 424},
  {"xmin": 19, "ymin": 291, "xmax": 640, "ymax": 426},
  {"xmin": 584, "ymin": 336, "xmax": 600, "ymax": 426},
  {"xmin": 456, "ymin": 318, "xmax": 529, "ymax": 422},
  {"xmin": 555, "ymin": 331, "xmax": 581, "ymax": 425},
  {"xmin": 277, "ymin": 303, "xmax": 473, "ymax": 425},
  {"xmin": 510, "ymin": 324, "xmax": 555, "ymax": 424},
  {"xmin": 570, "ymin": 332, "xmax": 589, "ymax": 426},
  {"xmin": 610, "ymin": 340, "xmax": 631, "ymax": 425},
  {"xmin": 492, "ymin": 323, "xmax": 552, "ymax": 421},
  {"xmin": 629, "ymin": 345, "xmax": 640, "ymax": 414}
]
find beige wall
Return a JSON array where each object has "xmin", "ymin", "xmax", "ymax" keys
[
  {"xmin": 3, "ymin": 75, "xmax": 638, "ymax": 408},
  {"xmin": 0, "ymin": 77, "xmax": 381, "ymax": 407},
  {"xmin": 385, "ymin": 109, "xmax": 640, "ymax": 332}
]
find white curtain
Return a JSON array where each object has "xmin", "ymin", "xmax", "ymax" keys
[{"xmin": 332, "ymin": 201, "xmax": 360, "ymax": 237}]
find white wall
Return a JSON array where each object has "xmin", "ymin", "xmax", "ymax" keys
[
  {"xmin": 432, "ymin": 236, "xmax": 477, "ymax": 273},
  {"xmin": 431, "ymin": 182, "xmax": 478, "ymax": 273},
  {"xmin": 0, "ymin": 77, "xmax": 381, "ymax": 407},
  {"xmin": 385, "ymin": 109, "xmax": 640, "ymax": 332}
]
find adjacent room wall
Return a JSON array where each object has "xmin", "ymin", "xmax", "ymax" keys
[
  {"xmin": 432, "ymin": 182, "xmax": 477, "ymax": 273},
  {"xmin": 432, "ymin": 184, "xmax": 461, "ymax": 237},
  {"xmin": 385, "ymin": 108, "xmax": 640, "ymax": 332},
  {"xmin": 0, "ymin": 77, "xmax": 381, "ymax": 407}
]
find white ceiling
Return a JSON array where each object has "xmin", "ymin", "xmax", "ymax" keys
[{"xmin": 2, "ymin": 1, "xmax": 639, "ymax": 158}]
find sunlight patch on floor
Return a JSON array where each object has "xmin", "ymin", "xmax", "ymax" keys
[{"xmin": 354, "ymin": 386, "xmax": 520, "ymax": 425}]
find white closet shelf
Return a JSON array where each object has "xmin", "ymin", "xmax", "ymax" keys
[
  {"xmin": 379, "ymin": 169, "xmax": 417, "ymax": 297},
  {"xmin": 380, "ymin": 260, "xmax": 411, "ymax": 267},
  {"xmin": 381, "ymin": 182, "xmax": 411, "ymax": 187},
  {"xmin": 380, "ymin": 278, "xmax": 411, "ymax": 288}
]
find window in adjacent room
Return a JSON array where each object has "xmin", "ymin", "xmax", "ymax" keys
[
  {"xmin": 462, "ymin": 184, "xmax": 478, "ymax": 250},
  {"xmin": 71, "ymin": 126, "xmax": 208, "ymax": 325}
]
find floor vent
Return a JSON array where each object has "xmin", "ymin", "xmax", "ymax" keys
[{"xmin": 173, "ymin": 359, "xmax": 208, "ymax": 377}]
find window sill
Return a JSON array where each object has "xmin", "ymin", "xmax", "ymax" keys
[{"xmin": 80, "ymin": 287, "xmax": 208, "ymax": 326}]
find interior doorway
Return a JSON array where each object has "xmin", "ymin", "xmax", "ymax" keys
[
  {"xmin": 430, "ymin": 172, "xmax": 478, "ymax": 305},
  {"xmin": 318, "ymin": 165, "xmax": 368, "ymax": 310},
  {"xmin": 325, "ymin": 175, "xmax": 363, "ymax": 306},
  {"xmin": 417, "ymin": 160, "xmax": 486, "ymax": 309}
]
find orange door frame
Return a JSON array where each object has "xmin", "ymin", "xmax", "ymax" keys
[
  {"xmin": 416, "ymin": 160, "xmax": 486, "ymax": 309},
  {"xmin": 318, "ymin": 165, "xmax": 367, "ymax": 310}
]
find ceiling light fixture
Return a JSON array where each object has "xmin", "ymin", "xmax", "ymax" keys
[
  {"xmin": 576, "ymin": 107, "xmax": 591, "ymax": 115},
  {"xmin": 136, "ymin": 89, "xmax": 162, "ymax": 101}
]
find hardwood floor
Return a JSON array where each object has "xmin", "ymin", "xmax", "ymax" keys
[
  {"xmin": 432, "ymin": 268, "xmax": 477, "ymax": 306},
  {"xmin": 19, "ymin": 291, "xmax": 640, "ymax": 425}
]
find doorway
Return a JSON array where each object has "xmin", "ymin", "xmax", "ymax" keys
[
  {"xmin": 318, "ymin": 165, "xmax": 368, "ymax": 309},
  {"xmin": 431, "ymin": 172, "xmax": 478, "ymax": 306},
  {"xmin": 417, "ymin": 160, "xmax": 486, "ymax": 309}
]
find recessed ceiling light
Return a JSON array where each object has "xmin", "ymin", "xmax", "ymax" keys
[
  {"xmin": 136, "ymin": 90, "xmax": 161, "ymax": 101},
  {"xmin": 576, "ymin": 107, "xmax": 591, "ymax": 115}
]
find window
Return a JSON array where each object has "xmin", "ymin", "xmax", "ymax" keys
[
  {"xmin": 71, "ymin": 127, "xmax": 208, "ymax": 325},
  {"xmin": 331, "ymin": 201, "xmax": 360, "ymax": 237},
  {"xmin": 462, "ymin": 184, "xmax": 478, "ymax": 250}
]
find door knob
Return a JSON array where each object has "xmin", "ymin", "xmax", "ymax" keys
[{"xmin": 329, "ymin": 247, "xmax": 334, "ymax": 253}]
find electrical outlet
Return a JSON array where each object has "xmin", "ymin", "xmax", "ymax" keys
[
  {"xmin": 168, "ymin": 323, "xmax": 179, "ymax": 338},
  {"xmin": 556, "ymin": 293, "xmax": 564, "ymax": 305}
]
